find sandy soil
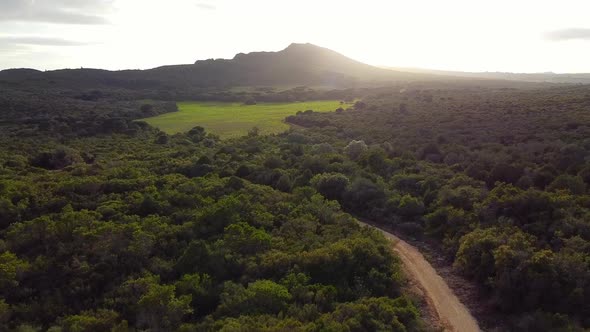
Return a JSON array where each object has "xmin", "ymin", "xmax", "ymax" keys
[{"xmin": 359, "ymin": 221, "xmax": 482, "ymax": 332}]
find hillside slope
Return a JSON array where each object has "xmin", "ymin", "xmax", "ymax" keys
[{"xmin": 0, "ymin": 43, "xmax": 422, "ymax": 89}]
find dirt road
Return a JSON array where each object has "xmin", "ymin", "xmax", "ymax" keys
[{"xmin": 359, "ymin": 221, "xmax": 481, "ymax": 332}]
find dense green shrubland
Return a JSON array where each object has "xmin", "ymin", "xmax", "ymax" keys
[
  {"xmin": 280, "ymin": 84, "xmax": 590, "ymax": 330},
  {"xmin": 0, "ymin": 97, "xmax": 420, "ymax": 330},
  {"xmin": 3, "ymin": 82, "xmax": 590, "ymax": 331}
]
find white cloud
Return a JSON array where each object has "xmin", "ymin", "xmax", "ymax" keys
[
  {"xmin": 546, "ymin": 28, "xmax": 590, "ymax": 41},
  {"xmin": 195, "ymin": 2, "xmax": 216, "ymax": 10},
  {"xmin": 0, "ymin": 0, "xmax": 113, "ymax": 24},
  {"xmin": 0, "ymin": 36, "xmax": 88, "ymax": 46}
]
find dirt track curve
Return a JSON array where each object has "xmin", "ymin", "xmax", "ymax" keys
[{"xmin": 359, "ymin": 221, "xmax": 481, "ymax": 332}]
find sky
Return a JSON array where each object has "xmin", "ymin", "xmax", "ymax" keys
[{"xmin": 1, "ymin": 0, "xmax": 590, "ymax": 73}]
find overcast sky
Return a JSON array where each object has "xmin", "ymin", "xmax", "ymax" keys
[{"xmin": 1, "ymin": 0, "xmax": 589, "ymax": 73}]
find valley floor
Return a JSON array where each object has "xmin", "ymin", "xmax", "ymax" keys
[{"xmin": 139, "ymin": 100, "xmax": 343, "ymax": 138}]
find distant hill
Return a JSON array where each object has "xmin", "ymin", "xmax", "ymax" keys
[
  {"xmin": 386, "ymin": 67, "xmax": 590, "ymax": 84},
  {"xmin": 146, "ymin": 43, "xmax": 423, "ymax": 87},
  {"xmin": 0, "ymin": 43, "xmax": 425, "ymax": 89},
  {"xmin": 2, "ymin": 43, "xmax": 586, "ymax": 90}
]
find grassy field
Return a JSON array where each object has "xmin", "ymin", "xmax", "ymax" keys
[{"xmin": 140, "ymin": 101, "xmax": 344, "ymax": 138}]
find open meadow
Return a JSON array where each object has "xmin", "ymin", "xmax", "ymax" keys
[{"xmin": 140, "ymin": 100, "xmax": 344, "ymax": 138}]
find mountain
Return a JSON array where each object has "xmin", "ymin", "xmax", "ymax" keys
[
  {"xmin": 3, "ymin": 43, "xmax": 585, "ymax": 90},
  {"xmin": 0, "ymin": 43, "xmax": 422, "ymax": 90},
  {"xmin": 212, "ymin": 43, "xmax": 416, "ymax": 84}
]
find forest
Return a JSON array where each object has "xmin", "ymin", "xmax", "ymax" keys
[
  {"xmin": 0, "ymin": 87, "xmax": 422, "ymax": 331},
  {"xmin": 1, "ymin": 80, "xmax": 590, "ymax": 331}
]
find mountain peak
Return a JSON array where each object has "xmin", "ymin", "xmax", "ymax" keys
[
  {"xmin": 281, "ymin": 43, "xmax": 334, "ymax": 56},
  {"xmin": 284, "ymin": 42, "xmax": 318, "ymax": 50},
  {"xmin": 232, "ymin": 43, "xmax": 323, "ymax": 61}
]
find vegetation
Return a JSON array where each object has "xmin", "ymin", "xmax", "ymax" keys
[
  {"xmin": 3, "ymin": 43, "xmax": 590, "ymax": 331},
  {"xmin": 140, "ymin": 101, "xmax": 344, "ymax": 138},
  {"xmin": 0, "ymin": 88, "xmax": 422, "ymax": 331},
  {"xmin": 280, "ymin": 84, "xmax": 590, "ymax": 330}
]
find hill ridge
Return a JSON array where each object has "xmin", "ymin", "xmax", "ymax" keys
[{"xmin": 0, "ymin": 43, "xmax": 415, "ymax": 88}]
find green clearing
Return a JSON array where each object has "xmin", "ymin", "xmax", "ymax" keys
[{"xmin": 139, "ymin": 100, "xmax": 344, "ymax": 138}]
